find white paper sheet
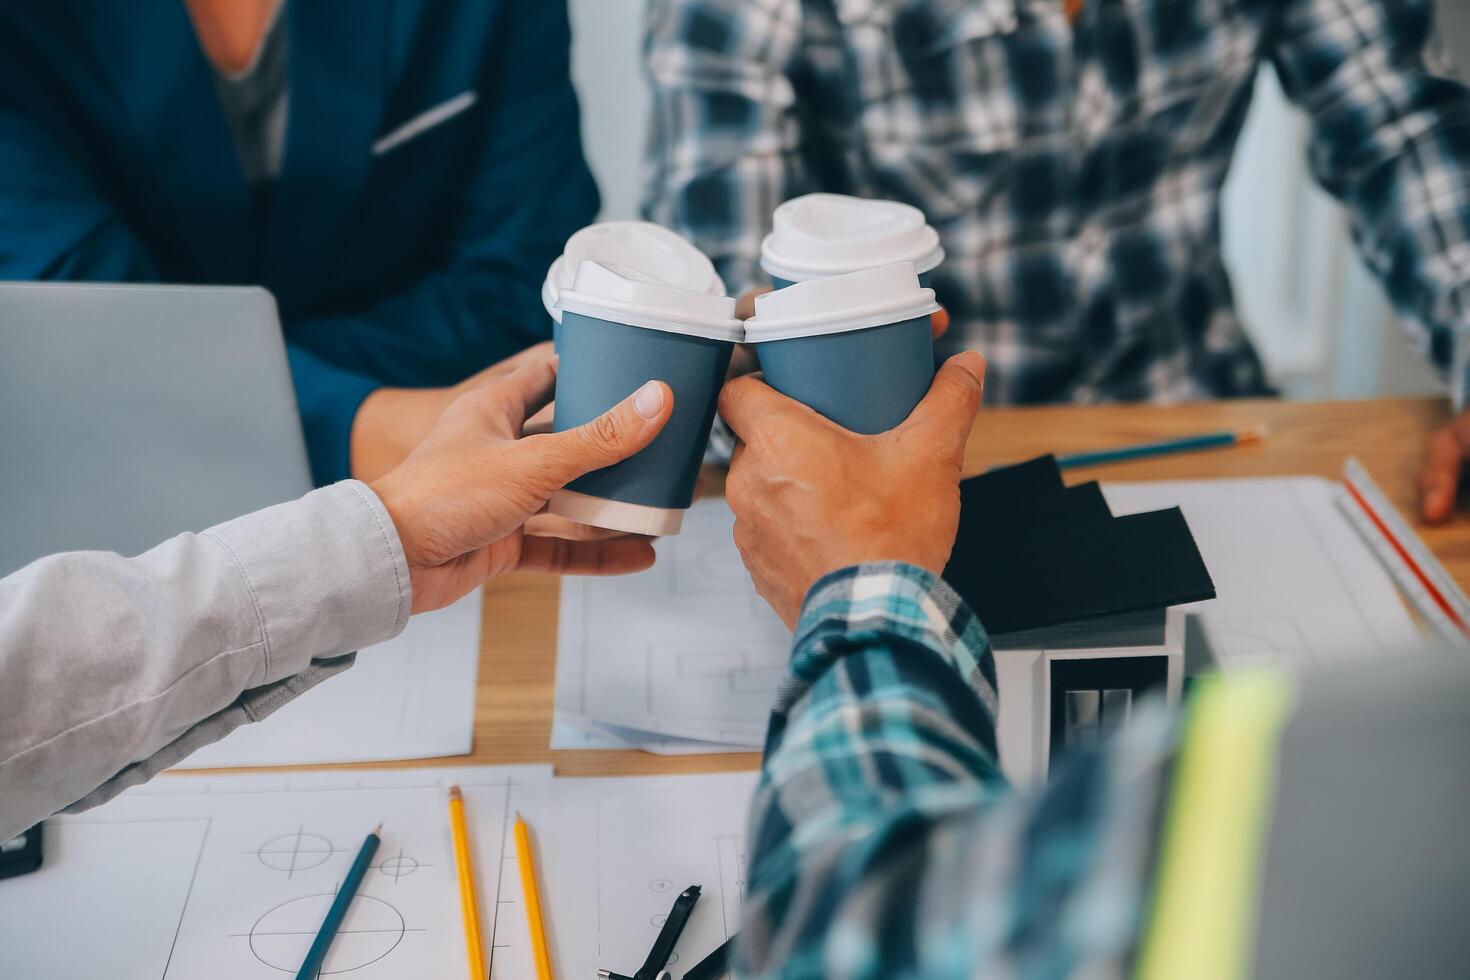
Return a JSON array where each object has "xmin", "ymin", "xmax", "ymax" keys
[
  {"xmin": 1102, "ymin": 478, "xmax": 1425, "ymax": 667},
  {"xmin": 0, "ymin": 766, "xmax": 757, "ymax": 980},
  {"xmin": 539, "ymin": 772, "xmax": 757, "ymax": 978},
  {"xmin": 556, "ymin": 500, "xmax": 790, "ymax": 748},
  {"xmin": 555, "ymin": 479, "xmax": 1427, "ymax": 753},
  {"xmin": 0, "ymin": 766, "xmax": 550, "ymax": 979},
  {"xmin": 551, "ymin": 713, "xmax": 752, "ymax": 755},
  {"xmin": 178, "ymin": 590, "xmax": 483, "ymax": 768}
]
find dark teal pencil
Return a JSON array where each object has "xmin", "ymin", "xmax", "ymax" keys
[
  {"xmin": 1055, "ymin": 426, "xmax": 1265, "ymax": 470},
  {"xmin": 295, "ymin": 824, "xmax": 382, "ymax": 980}
]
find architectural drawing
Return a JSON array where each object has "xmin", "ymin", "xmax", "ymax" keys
[
  {"xmin": 558, "ymin": 480, "xmax": 1426, "ymax": 757},
  {"xmin": 247, "ymin": 893, "xmax": 411, "ymax": 974},
  {"xmin": 0, "ymin": 767, "xmax": 758, "ymax": 979},
  {"xmin": 557, "ymin": 500, "xmax": 789, "ymax": 747}
]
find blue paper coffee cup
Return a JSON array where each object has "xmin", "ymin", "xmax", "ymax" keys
[
  {"xmin": 543, "ymin": 221, "xmax": 726, "ymax": 349},
  {"xmin": 746, "ymin": 262, "xmax": 939, "ymax": 435},
  {"xmin": 549, "ymin": 259, "xmax": 742, "ymax": 535},
  {"xmin": 760, "ymin": 193, "xmax": 944, "ymax": 288}
]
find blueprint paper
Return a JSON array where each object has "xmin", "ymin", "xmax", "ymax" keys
[
  {"xmin": 1102, "ymin": 478, "xmax": 1424, "ymax": 666},
  {"xmin": 555, "ymin": 480, "xmax": 1427, "ymax": 753},
  {"xmin": 0, "ymin": 766, "xmax": 550, "ymax": 979},
  {"xmin": 539, "ymin": 772, "xmax": 757, "ymax": 978},
  {"xmin": 0, "ymin": 766, "xmax": 755, "ymax": 980},
  {"xmin": 178, "ymin": 590, "xmax": 483, "ymax": 768},
  {"xmin": 556, "ymin": 500, "xmax": 790, "ymax": 747}
]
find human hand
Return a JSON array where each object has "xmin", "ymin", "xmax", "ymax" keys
[
  {"xmin": 720, "ymin": 351, "xmax": 985, "ymax": 627},
  {"xmin": 370, "ymin": 347, "xmax": 674, "ymax": 613},
  {"xmin": 350, "ymin": 343, "xmax": 558, "ymax": 482},
  {"xmin": 1419, "ymin": 409, "xmax": 1470, "ymax": 522}
]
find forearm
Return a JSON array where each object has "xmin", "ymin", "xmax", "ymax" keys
[
  {"xmin": 0, "ymin": 481, "xmax": 410, "ymax": 839},
  {"xmin": 1272, "ymin": 0, "xmax": 1470, "ymax": 393},
  {"xmin": 738, "ymin": 564, "xmax": 1005, "ymax": 971},
  {"xmin": 738, "ymin": 564, "xmax": 1177, "ymax": 977}
]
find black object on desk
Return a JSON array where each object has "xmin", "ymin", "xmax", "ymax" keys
[
  {"xmin": 682, "ymin": 935, "xmax": 734, "ymax": 979},
  {"xmin": 0, "ymin": 823, "xmax": 43, "ymax": 880},
  {"xmin": 944, "ymin": 455, "xmax": 1215, "ymax": 636},
  {"xmin": 599, "ymin": 884, "xmax": 702, "ymax": 980}
]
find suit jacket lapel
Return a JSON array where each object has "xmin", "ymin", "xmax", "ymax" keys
[
  {"xmin": 77, "ymin": 0, "xmax": 252, "ymax": 282},
  {"xmin": 262, "ymin": 0, "xmax": 393, "ymax": 313}
]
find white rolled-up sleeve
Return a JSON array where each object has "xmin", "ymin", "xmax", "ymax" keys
[{"xmin": 0, "ymin": 480, "xmax": 412, "ymax": 840}]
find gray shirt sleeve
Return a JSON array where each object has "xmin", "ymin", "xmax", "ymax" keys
[{"xmin": 0, "ymin": 480, "xmax": 412, "ymax": 840}]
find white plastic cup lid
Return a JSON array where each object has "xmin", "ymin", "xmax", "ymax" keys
[
  {"xmin": 558, "ymin": 260, "xmax": 744, "ymax": 342},
  {"xmin": 543, "ymin": 221, "xmax": 726, "ymax": 324},
  {"xmin": 760, "ymin": 193, "xmax": 945, "ymax": 282},
  {"xmin": 743, "ymin": 262, "xmax": 939, "ymax": 343}
]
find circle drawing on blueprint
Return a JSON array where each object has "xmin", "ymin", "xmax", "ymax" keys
[
  {"xmin": 257, "ymin": 831, "xmax": 336, "ymax": 874},
  {"xmin": 378, "ymin": 853, "xmax": 420, "ymax": 881},
  {"xmin": 649, "ymin": 878, "xmax": 674, "ymax": 893},
  {"xmin": 250, "ymin": 893, "xmax": 405, "ymax": 974}
]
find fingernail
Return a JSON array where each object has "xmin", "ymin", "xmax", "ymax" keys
[{"xmin": 633, "ymin": 381, "xmax": 664, "ymax": 419}]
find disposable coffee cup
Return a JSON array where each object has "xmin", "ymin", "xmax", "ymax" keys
[
  {"xmin": 745, "ymin": 262, "xmax": 939, "ymax": 435},
  {"xmin": 760, "ymin": 193, "xmax": 944, "ymax": 288},
  {"xmin": 543, "ymin": 221, "xmax": 725, "ymax": 348},
  {"xmin": 549, "ymin": 259, "xmax": 742, "ymax": 535}
]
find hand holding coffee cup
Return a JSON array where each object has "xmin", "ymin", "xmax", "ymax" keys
[
  {"xmin": 720, "ymin": 351, "xmax": 986, "ymax": 627},
  {"xmin": 549, "ymin": 259, "xmax": 742, "ymax": 535}
]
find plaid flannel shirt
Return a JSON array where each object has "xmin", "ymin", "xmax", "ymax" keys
[
  {"xmin": 735, "ymin": 563, "xmax": 1181, "ymax": 978},
  {"xmin": 644, "ymin": 0, "xmax": 1470, "ymax": 405}
]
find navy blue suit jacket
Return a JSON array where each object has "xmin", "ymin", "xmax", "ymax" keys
[{"xmin": 0, "ymin": 1, "xmax": 599, "ymax": 483}]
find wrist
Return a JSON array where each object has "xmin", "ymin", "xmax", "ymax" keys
[
  {"xmin": 793, "ymin": 561, "xmax": 977, "ymax": 668},
  {"xmin": 806, "ymin": 545, "xmax": 949, "ymax": 598}
]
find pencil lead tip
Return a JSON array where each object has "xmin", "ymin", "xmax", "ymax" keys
[
  {"xmin": 449, "ymin": 785, "xmax": 463, "ymax": 801},
  {"xmin": 373, "ymin": 822, "xmax": 383, "ymax": 836}
]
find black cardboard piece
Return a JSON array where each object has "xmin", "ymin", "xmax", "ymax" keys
[{"xmin": 944, "ymin": 457, "xmax": 1216, "ymax": 636}]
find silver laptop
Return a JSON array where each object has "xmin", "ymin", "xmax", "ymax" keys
[{"xmin": 0, "ymin": 283, "xmax": 313, "ymax": 577}]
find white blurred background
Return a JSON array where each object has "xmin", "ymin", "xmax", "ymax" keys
[{"xmin": 568, "ymin": 0, "xmax": 1470, "ymax": 400}]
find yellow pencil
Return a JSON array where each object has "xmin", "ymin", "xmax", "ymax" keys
[
  {"xmin": 448, "ymin": 786, "xmax": 487, "ymax": 980},
  {"xmin": 514, "ymin": 813, "xmax": 554, "ymax": 980}
]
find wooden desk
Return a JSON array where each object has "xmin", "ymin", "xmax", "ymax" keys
[{"xmin": 385, "ymin": 398, "xmax": 1470, "ymax": 777}]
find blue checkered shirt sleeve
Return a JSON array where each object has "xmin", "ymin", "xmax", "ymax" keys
[
  {"xmin": 734, "ymin": 563, "xmax": 1179, "ymax": 979},
  {"xmin": 1271, "ymin": 0, "xmax": 1470, "ymax": 403}
]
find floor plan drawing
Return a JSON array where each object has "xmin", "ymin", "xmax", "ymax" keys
[
  {"xmin": 556, "ymin": 480, "xmax": 1426, "ymax": 755},
  {"xmin": 557, "ymin": 500, "xmax": 790, "ymax": 748},
  {"xmin": 0, "ymin": 767, "xmax": 757, "ymax": 979},
  {"xmin": 0, "ymin": 767, "xmax": 547, "ymax": 979}
]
